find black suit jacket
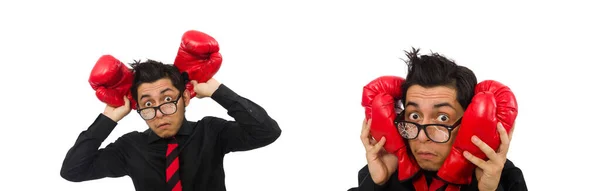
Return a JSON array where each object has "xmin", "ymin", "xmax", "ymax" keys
[{"xmin": 348, "ymin": 159, "xmax": 527, "ymax": 191}]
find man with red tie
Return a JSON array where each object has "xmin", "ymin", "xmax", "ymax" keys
[
  {"xmin": 350, "ymin": 48, "xmax": 527, "ymax": 191},
  {"xmin": 60, "ymin": 31, "xmax": 282, "ymax": 191}
]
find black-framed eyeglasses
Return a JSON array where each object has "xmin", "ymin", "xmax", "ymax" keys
[
  {"xmin": 136, "ymin": 93, "xmax": 182, "ymax": 120},
  {"xmin": 394, "ymin": 111, "xmax": 462, "ymax": 143}
]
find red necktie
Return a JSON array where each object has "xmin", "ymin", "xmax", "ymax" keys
[{"xmin": 166, "ymin": 137, "xmax": 182, "ymax": 191}]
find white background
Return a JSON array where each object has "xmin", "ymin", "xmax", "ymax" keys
[{"xmin": 1, "ymin": 0, "xmax": 598, "ymax": 190}]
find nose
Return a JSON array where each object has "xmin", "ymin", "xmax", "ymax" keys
[
  {"xmin": 416, "ymin": 127, "xmax": 430, "ymax": 142},
  {"xmin": 155, "ymin": 108, "xmax": 164, "ymax": 118}
]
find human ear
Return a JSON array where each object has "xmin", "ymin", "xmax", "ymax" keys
[{"xmin": 183, "ymin": 89, "xmax": 191, "ymax": 107}]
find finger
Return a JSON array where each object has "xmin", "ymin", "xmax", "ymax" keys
[
  {"xmin": 191, "ymin": 80, "xmax": 198, "ymax": 86},
  {"xmin": 366, "ymin": 119, "xmax": 375, "ymax": 144},
  {"xmin": 463, "ymin": 151, "xmax": 488, "ymax": 171},
  {"xmin": 381, "ymin": 150, "xmax": 399, "ymax": 173},
  {"xmin": 471, "ymin": 135, "xmax": 499, "ymax": 161},
  {"xmin": 123, "ymin": 96, "xmax": 130, "ymax": 108},
  {"xmin": 123, "ymin": 96, "xmax": 129, "ymax": 104},
  {"xmin": 362, "ymin": 118, "xmax": 367, "ymax": 132},
  {"xmin": 372, "ymin": 136, "xmax": 386, "ymax": 153},
  {"xmin": 361, "ymin": 132, "xmax": 371, "ymax": 149},
  {"xmin": 361, "ymin": 119, "xmax": 372, "ymax": 149},
  {"xmin": 361, "ymin": 118, "xmax": 370, "ymax": 136},
  {"xmin": 369, "ymin": 137, "xmax": 378, "ymax": 145},
  {"xmin": 362, "ymin": 118, "xmax": 371, "ymax": 132},
  {"xmin": 497, "ymin": 123, "xmax": 511, "ymax": 156},
  {"xmin": 508, "ymin": 122, "xmax": 516, "ymax": 142}
]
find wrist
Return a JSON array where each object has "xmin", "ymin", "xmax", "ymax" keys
[
  {"xmin": 102, "ymin": 112, "xmax": 121, "ymax": 122},
  {"xmin": 374, "ymin": 176, "xmax": 391, "ymax": 189},
  {"xmin": 369, "ymin": 169, "xmax": 392, "ymax": 186},
  {"xmin": 208, "ymin": 81, "xmax": 222, "ymax": 97},
  {"xmin": 87, "ymin": 114, "xmax": 118, "ymax": 140}
]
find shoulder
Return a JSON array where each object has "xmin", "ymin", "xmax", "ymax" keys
[
  {"xmin": 126, "ymin": 130, "xmax": 147, "ymax": 138},
  {"xmin": 358, "ymin": 164, "xmax": 370, "ymax": 181},
  {"xmin": 182, "ymin": 116, "xmax": 228, "ymax": 135},
  {"xmin": 113, "ymin": 131, "xmax": 147, "ymax": 144},
  {"xmin": 499, "ymin": 159, "xmax": 528, "ymax": 190},
  {"xmin": 197, "ymin": 116, "xmax": 229, "ymax": 127},
  {"xmin": 502, "ymin": 158, "xmax": 523, "ymax": 173}
]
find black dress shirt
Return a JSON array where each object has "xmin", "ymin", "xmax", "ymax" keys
[
  {"xmin": 60, "ymin": 84, "xmax": 282, "ymax": 191},
  {"xmin": 348, "ymin": 159, "xmax": 527, "ymax": 191}
]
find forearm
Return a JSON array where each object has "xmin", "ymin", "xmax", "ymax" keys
[
  {"xmin": 211, "ymin": 84, "xmax": 282, "ymax": 151},
  {"xmin": 60, "ymin": 114, "xmax": 126, "ymax": 182}
]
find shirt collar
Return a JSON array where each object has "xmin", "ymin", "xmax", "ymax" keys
[{"xmin": 147, "ymin": 118, "xmax": 193, "ymax": 144}]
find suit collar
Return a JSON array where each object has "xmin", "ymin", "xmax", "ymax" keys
[{"xmin": 146, "ymin": 118, "xmax": 193, "ymax": 143}]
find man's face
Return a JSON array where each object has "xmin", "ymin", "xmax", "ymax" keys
[
  {"xmin": 136, "ymin": 77, "xmax": 190, "ymax": 138},
  {"xmin": 405, "ymin": 85, "xmax": 464, "ymax": 171}
]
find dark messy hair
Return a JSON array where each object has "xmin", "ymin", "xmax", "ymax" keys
[
  {"xmin": 129, "ymin": 59, "xmax": 188, "ymax": 104},
  {"xmin": 400, "ymin": 47, "xmax": 477, "ymax": 111}
]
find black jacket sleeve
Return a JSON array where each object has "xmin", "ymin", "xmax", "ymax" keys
[
  {"xmin": 353, "ymin": 164, "xmax": 391, "ymax": 191},
  {"xmin": 497, "ymin": 159, "xmax": 528, "ymax": 191},
  {"xmin": 60, "ymin": 114, "xmax": 129, "ymax": 182},
  {"xmin": 464, "ymin": 159, "xmax": 528, "ymax": 191},
  {"xmin": 207, "ymin": 84, "xmax": 282, "ymax": 154}
]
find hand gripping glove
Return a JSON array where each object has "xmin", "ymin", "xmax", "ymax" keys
[
  {"xmin": 173, "ymin": 30, "xmax": 222, "ymax": 97},
  {"xmin": 362, "ymin": 76, "xmax": 420, "ymax": 181},
  {"xmin": 89, "ymin": 55, "xmax": 136, "ymax": 109},
  {"xmin": 436, "ymin": 80, "xmax": 518, "ymax": 185}
]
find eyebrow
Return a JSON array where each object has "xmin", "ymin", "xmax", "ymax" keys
[
  {"xmin": 406, "ymin": 101, "xmax": 419, "ymax": 108},
  {"xmin": 405, "ymin": 101, "xmax": 456, "ymax": 110},
  {"xmin": 140, "ymin": 88, "xmax": 175, "ymax": 100},
  {"xmin": 434, "ymin": 102, "xmax": 456, "ymax": 110}
]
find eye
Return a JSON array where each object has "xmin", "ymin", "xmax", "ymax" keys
[
  {"xmin": 436, "ymin": 114, "xmax": 450, "ymax": 122},
  {"xmin": 164, "ymin": 96, "xmax": 173, "ymax": 102},
  {"xmin": 408, "ymin": 112, "xmax": 420, "ymax": 120},
  {"xmin": 144, "ymin": 101, "xmax": 152, "ymax": 107}
]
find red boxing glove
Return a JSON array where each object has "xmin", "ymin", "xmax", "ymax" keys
[
  {"xmin": 89, "ymin": 55, "xmax": 136, "ymax": 110},
  {"xmin": 362, "ymin": 76, "xmax": 404, "ymax": 152},
  {"xmin": 361, "ymin": 76, "xmax": 420, "ymax": 181},
  {"xmin": 437, "ymin": 80, "xmax": 518, "ymax": 185},
  {"xmin": 174, "ymin": 30, "xmax": 222, "ymax": 97}
]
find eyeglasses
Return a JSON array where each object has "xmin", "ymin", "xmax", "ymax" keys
[
  {"xmin": 394, "ymin": 111, "xmax": 462, "ymax": 143},
  {"xmin": 136, "ymin": 94, "xmax": 182, "ymax": 120}
]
